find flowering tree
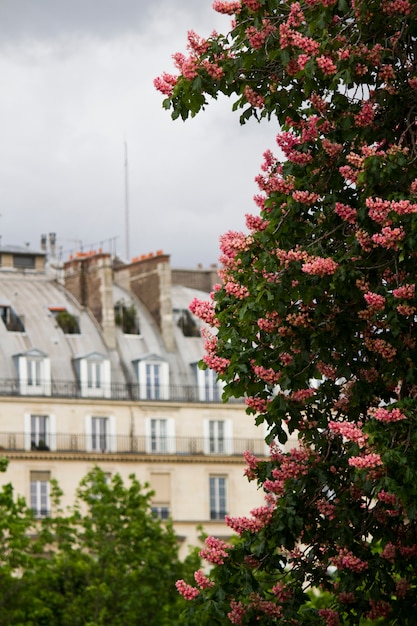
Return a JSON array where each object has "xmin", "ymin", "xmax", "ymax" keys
[{"xmin": 156, "ymin": 0, "xmax": 417, "ymax": 623}]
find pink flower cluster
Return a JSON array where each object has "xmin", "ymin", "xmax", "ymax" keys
[
  {"xmin": 245, "ymin": 213, "xmax": 268, "ymax": 231},
  {"xmin": 276, "ymin": 246, "xmax": 309, "ymax": 267},
  {"xmin": 371, "ymin": 225, "xmax": 405, "ymax": 249},
  {"xmin": 290, "ymin": 388, "xmax": 315, "ymax": 403},
  {"xmin": 194, "ymin": 569, "xmax": 214, "ymax": 589},
  {"xmin": 377, "ymin": 490, "xmax": 396, "ymax": 505},
  {"xmin": 317, "ymin": 497, "xmax": 337, "ymax": 520},
  {"xmin": 331, "ymin": 548, "xmax": 369, "ymax": 572},
  {"xmin": 348, "ymin": 453, "xmax": 383, "ymax": 469},
  {"xmin": 245, "ymin": 396, "xmax": 269, "ymax": 413},
  {"xmin": 363, "ymin": 291, "xmax": 386, "ymax": 311},
  {"xmin": 189, "ymin": 297, "xmax": 217, "ymax": 327},
  {"xmin": 292, "ymin": 190, "xmax": 320, "ymax": 204},
  {"xmin": 176, "ymin": 579, "xmax": 200, "ymax": 600},
  {"xmin": 252, "ymin": 363, "xmax": 281, "ymax": 385},
  {"xmin": 329, "ymin": 420, "xmax": 368, "ymax": 447},
  {"xmin": 245, "ymin": 19, "xmax": 276, "ymax": 50},
  {"xmin": 368, "ymin": 407, "xmax": 407, "ymax": 422},
  {"xmin": 318, "ymin": 608, "xmax": 340, "ymax": 626},
  {"xmin": 322, "ymin": 139, "xmax": 342, "ymax": 158},
  {"xmin": 224, "ymin": 280, "xmax": 250, "ymax": 299},
  {"xmin": 365, "ymin": 337, "xmax": 396, "ymax": 361},
  {"xmin": 264, "ymin": 448, "xmax": 310, "ymax": 495},
  {"xmin": 153, "ymin": 72, "xmax": 178, "ymax": 96},
  {"xmin": 316, "ymin": 55, "xmax": 337, "ymax": 75},
  {"xmin": 354, "ymin": 100, "xmax": 376, "ymax": 127},
  {"xmin": 257, "ymin": 311, "xmax": 281, "ymax": 332},
  {"xmin": 381, "ymin": 0, "xmax": 412, "ymax": 15},
  {"xmin": 219, "ymin": 230, "xmax": 251, "ymax": 267},
  {"xmin": 243, "ymin": 449, "xmax": 259, "ymax": 480},
  {"xmin": 393, "ymin": 284, "xmax": 415, "ymax": 298},
  {"xmin": 228, "ymin": 600, "xmax": 246, "ymax": 625},
  {"xmin": 279, "ymin": 23, "xmax": 320, "ymax": 55},
  {"xmin": 243, "ymin": 85, "xmax": 265, "ymax": 108},
  {"xmin": 202, "ymin": 329, "xmax": 230, "ymax": 374},
  {"xmin": 302, "ymin": 256, "xmax": 339, "ymax": 276},
  {"xmin": 212, "ymin": 0, "xmax": 241, "ymax": 14},
  {"xmin": 226, "ymin": 504, "xmax": 274, "ymax": 534},
  {"xmin": 334, "ymin": 202, "xmax": 357, "ymax": 224},
  {"xmin": 199, "ymin": 535, "xmax": 231, "ymax": 565}
]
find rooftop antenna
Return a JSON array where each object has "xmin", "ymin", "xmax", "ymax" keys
[{"xmin": 124, "ymin": 140, "xmax": 130, "ymax": 262}]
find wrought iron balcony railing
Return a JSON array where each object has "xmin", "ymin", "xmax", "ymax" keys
[
  {"xmin": 0, "ymin": 433, "xmax": 267, "ymax": 457},
  {"xmin": 0, "ymin": 379, "xmax": 244, "ymax": 403}
]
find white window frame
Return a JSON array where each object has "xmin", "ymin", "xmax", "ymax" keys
[
  {"xmin": 204, "ymin": 419, "xmax": 233, "ymax": 455},
  {"xmin": 145, "ymin": 418, "xmax": 175, "ymax": 454},
  {"xmin": 17, "ymin": 353, "xmax": 51, "ymax": 396},
  {"xmin": 85, "ymin": 415, "xmax": 116, "ymax": 452},
  {"xmin": 137, "ymin": 359, "xmax": 169, "ymax": 400},
  {"xmin": 24, "ymin": 413, "xmax": 56, "ymax": 451},
  {"xmin": 30, "ymin": 473, "xmax": 50, "ymax": 518},
  {"xmin": 196, "ymin": 366, "xmax": 224, "ymax": 402},
  {"xmin": 209, "ymin": 476, "xmax": 227, "ymax": 520},
  {"xmin": 79, "ymin": 356, "xmax": 111, "ymax": 399},
  {"xmin": 151, "ymin": 505, "xmax": 170, "ymax": 520}
]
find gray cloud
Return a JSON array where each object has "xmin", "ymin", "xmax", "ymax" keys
[{"xmin": 0, "ymin": 0, "xmax": 276, "ymax": 267}]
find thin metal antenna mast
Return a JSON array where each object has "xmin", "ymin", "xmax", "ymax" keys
[{"xmin": 124, "ymin": 140, "xmax": 130, "ymax": 262}]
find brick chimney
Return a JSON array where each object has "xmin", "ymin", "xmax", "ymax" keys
[
  {"xmin": 114, "ymin": 252, "xmax": 175, "ymax": 352},
  {"xmin": 63, "ymin": 251, "xmax": 116, "ymax": 349}
]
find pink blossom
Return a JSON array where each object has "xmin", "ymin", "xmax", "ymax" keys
[
  {"xmin": 153, "ymin": 73, "xmax": 178, "ymax": 96},
  {"xmin": 290, "ymin": 388, "xmax": 315, "ymax": 402},
  {"xmin": 371, "ymin": 225, "xmax": 405, "ymax": 249},
  {"xmin": 245, "ymin": 213, "xmax": 269, "ymax": 231},
  {"xmin": 316, "ymin": 55, "xmax": 338, "ymax": 75},
  {"xmin": 329, "ymin": 420, "xmax": 368, "ymax": 447},
  {"xmin": 392, "ymin": 283, "xmax": 415, "ymax": 299},
  {"xmin": 334, "ymin": 202, "xmax": 357, "ymax": 224},
  {"xmin": 199, "ymin": 535, "xmax": 231, "ymax": 565},
  {"xmin": 243, "ymin": 85, "xmax": 265, "ymax": 108},
  {"xmin": 252, "ymin": 363, "xmax": 281, "ymax": 385},
  {"xmin": 331, "ymin": 548, "xmax": 369, "ymax": 572},
  {"xmin": 194, "ymin": 569, "xmax": 214, "ymax": 589},
  {"xmin": 318, "ymin": 608, "xmax": 340, "ymax": 626},
  {"xmin": 228, "ymin": 600, "xmax": 246, "ymax": 625},
  {"xmin": 354, "ymin": 101, "xmax": 376, "ymax": 127},
  {"xmin": 245, "ymin": 396, "xmax": 269, "ymax": 413},
  {"xmin": 226, "ymin": 505, "xmax": 274, "ymax": 534},
  {"xmin": 302, "ymin": 256, "xmax": 339, "ymax": 277},
  {"xmin": 368, "ymin": 407, "xmax": 407, "ymax": 422},
  {"xmin": 363, "ymin": 291, "xmax": 386, "ymax": 310},
  {"xmin": 292, "ymin": 190, "xmax": 320, "ymax": 204},
  {"xmin": 348, "ymin": 453, "xmax": 383, "ymax": 469},
  {"xmin": 212, "ymin": 0, "xmax": 241, "ymax": 15},
  {"xmin": 189, "ymin": 297, "xmax": 217, "ymax": 327},
  {"xmin": 176, "ymin": 579, "xmax": 200, "ymax": 600}
]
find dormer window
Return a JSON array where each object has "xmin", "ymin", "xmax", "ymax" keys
[
  {"xmin": 49, "ymin": 307, "xmax": 80, "ymax": 334},
  {"xmin": 14, "ymin": 349, "xmax": 51, "ymax": 396},
  {"xmin": 114, "ymin": 301, "xmax": 140, "ymax": 334},
  {"xmin": 0, "ymin": 304, "xmax": 25, "ymax": 332},
  {"xmin": 73, "ymin": 353, "xmax": 111, "ymax": 398},
  {"xmin": 134, "ymin": 355, "xmax": 170, "ymax": 400}
]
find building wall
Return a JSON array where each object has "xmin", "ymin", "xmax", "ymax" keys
[{"xmin": 0, "ymin": 395, "xmax": 273, "ymax": 559}]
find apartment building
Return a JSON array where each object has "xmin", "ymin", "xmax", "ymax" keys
[{"xmin": 0, "ymin": 239, "xmax": 274, "ymax": 556}]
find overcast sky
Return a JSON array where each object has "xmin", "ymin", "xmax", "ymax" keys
[{"xmin": 0, "ymin": 0, "xmax": 276, "ymax": 267}]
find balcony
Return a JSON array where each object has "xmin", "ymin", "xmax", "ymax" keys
[
  {"xmin": 0, "ymin": 379, "xmax": 244, "ymax": 404},
  {"xmin": 0, "ymin": 433, "xmax": 267, "ymax": 457}
]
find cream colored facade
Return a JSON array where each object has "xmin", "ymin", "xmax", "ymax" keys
[{"xmin": 0, "ymin": 240, "xmax": 272, "ymax": 558}]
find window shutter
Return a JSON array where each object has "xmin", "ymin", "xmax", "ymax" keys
[
  {"xmin": 85, "ymin": 415, "xmax": 92, "ymax": 452},
  {"xmin": 49, "ymin": 414, "xmax": 57, "ymax": 451},
  {"xmin": 24, "ymin": 412, "xmax": 31, "ymax": 451}
]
